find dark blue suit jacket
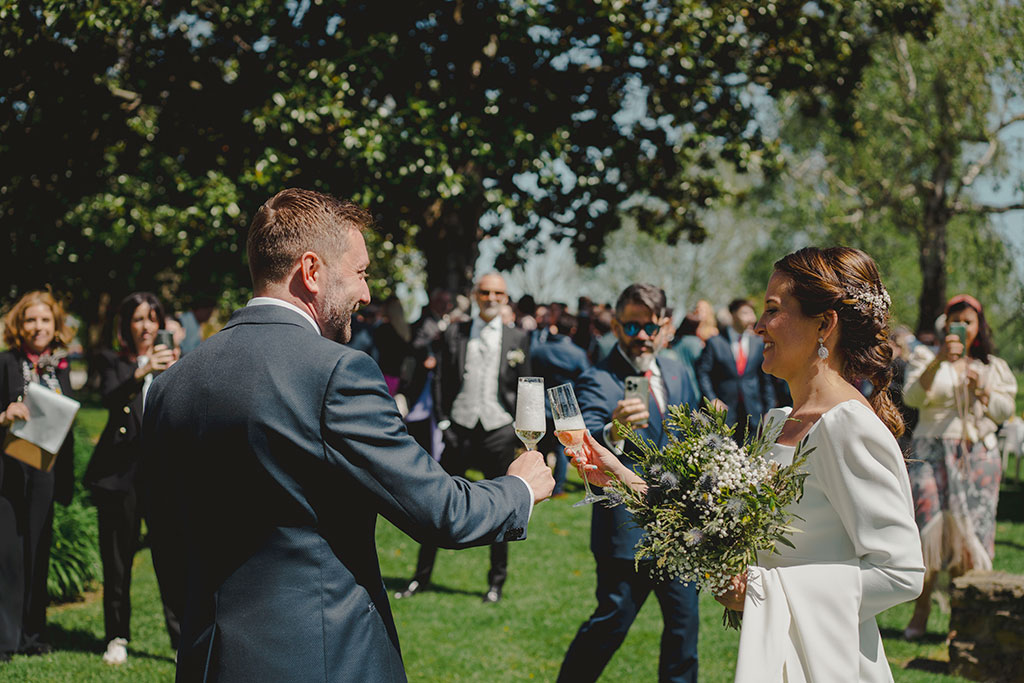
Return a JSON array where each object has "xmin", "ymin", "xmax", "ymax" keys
[
  {"xmin": 142, "ymin": 305, "xmax": 532, "ymax": 683},
  {"xmin": 574, "ymin": 349, "xmax": 698, "ymax": 560},
  {"xmin": 695, "ymin": 332, "xmax": 775, "ymax": 430}
]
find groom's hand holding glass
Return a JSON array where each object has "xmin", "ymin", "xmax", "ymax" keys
[{"xmin": 506, "ymin": 450, "xmax": 556, "ymax": 504}]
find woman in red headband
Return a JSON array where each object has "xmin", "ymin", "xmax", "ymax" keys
[{"xmin": 902, "ymin": 294, "xmax": 1018, "ymax": 639}]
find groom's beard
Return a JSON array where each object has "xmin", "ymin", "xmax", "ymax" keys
[{"xmin": 321, "ymin": 284, "xmax": 355, "ymax": 343}]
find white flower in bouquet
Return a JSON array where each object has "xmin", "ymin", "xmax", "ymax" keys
[{"xmin": 605, "ymin": 401, "xmax": 810, "ymax": 628}]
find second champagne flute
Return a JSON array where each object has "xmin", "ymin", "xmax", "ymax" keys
[{"xmin": 547, "ymin": 383, "xmax": 606, "ymax": 507}]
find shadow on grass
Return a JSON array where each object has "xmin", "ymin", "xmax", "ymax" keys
[
  {"xmin": 995, "ymin": 538, "xmax": 1024, "ymax": 552},
  {"xmin": 381, "ymin": 577, "xmax": 489, "ymax": 599},
  {"xmin": 902, "ymin": 658, "xmax": 950, "ymax": 675},
  {"xmin": 44, "ymin": 624, "xmax": 175, "ymax": 663},
  {"xmin": 879, "ymin": 627, "xmax": 947, "ymax": 645},
  {"xmin": 125, "ymin": 649, "xmax": 176, "ymax": 664},
  {"xmin": 45, "ymin": 623, "xmax": 104, "ymax": 654},
  {"xmin": 998, "ymin": 482, "xmax": 1024, "ymax": 522}
]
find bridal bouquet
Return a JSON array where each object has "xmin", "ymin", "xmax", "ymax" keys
[{"xmin": 604, "ymin": 402, "xmax": 809, "ymax": 628}]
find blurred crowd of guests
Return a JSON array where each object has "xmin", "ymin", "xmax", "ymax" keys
[{"xmin": 0, "ymin": 280, "xmax": 1018, "ymax": 665}]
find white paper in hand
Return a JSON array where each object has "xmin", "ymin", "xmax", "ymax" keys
[{"xmin": 10, "ymin": 382, "xmax": 81, "ymax": 454}]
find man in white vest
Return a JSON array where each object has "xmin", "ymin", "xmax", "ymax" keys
[{"xmin": 395, "ymin": 273, "xmax": 532, "ymax": 604}]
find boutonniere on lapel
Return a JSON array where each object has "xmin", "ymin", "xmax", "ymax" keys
[{"xmin": 506, "ymin": 349, "xmax": 526, "ymax": 367}]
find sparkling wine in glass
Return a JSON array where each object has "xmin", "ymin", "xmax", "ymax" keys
[
  {"xmin": 547, "ymin": 383, "xmax": 606, "ymax": 507},
  {"xmin": 514, "ymin": 377, "xmax": 546, "ymax": 450}
]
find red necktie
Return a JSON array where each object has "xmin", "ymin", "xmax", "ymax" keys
[{"xmin": 736, "ymin": 341, "xmax": 747, "ymax": 375}]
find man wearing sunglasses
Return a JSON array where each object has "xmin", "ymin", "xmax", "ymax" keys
[{"xmin": 558, "ymin": 283, "xmax": 699, "ymax": 683}]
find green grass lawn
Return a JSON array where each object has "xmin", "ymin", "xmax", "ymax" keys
[{"xmin": 3, "ymin": 403, "xmax": 1024, "ymax": 681}]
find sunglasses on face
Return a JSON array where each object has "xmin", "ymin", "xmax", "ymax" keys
[
  {"xmin": 478, "ymin": 289, "xmax": 507, "ymax": 297},
  {"xmin": 619, "ymin": 321, "xmax": 661, "ymax": 337}
]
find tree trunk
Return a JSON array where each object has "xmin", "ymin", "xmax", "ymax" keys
[
  {"xmin": 420, "ymin": 192, "xmax": 485, "ymax": 297},
  {"xmin": 916, "ymin": 215, "xmax": 948, "ymax": 336}
]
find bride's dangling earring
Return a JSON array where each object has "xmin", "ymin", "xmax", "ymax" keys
[{"xmin": 817, "ymin": 337, "xmax": 829, "ymax": 360}]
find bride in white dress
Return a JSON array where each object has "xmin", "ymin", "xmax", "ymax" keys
[{"xmin": 579, "ymin": 246, "xmax": 925, "ymax": 681}]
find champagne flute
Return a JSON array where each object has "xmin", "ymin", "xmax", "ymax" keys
[
  {"xmin": 514, "ymin": 377, "xmax": 546, "ymax": 450},
  {"xmin": 547, "ymin": 383, "xmax": 606, "ymax": 507}
]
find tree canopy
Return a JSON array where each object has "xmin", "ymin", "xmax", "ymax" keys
[
  {"xmin": 1, "ymin": 0, "xmax": 939, "ymax": 342},
  {"xmin": 745, "ymin": 0, "xmax": 1024, "ymax": 347}
]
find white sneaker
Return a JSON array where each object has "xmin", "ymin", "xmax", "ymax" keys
[{"xmin": 102, "ymin": 637, "xmax": 128, "ymax": 665}]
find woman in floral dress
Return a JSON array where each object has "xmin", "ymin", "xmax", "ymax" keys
[{"xmin": 903, "ymin": 294, "xmax": 1018, "ymax": 639}]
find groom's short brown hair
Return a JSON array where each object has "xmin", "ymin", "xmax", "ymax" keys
[{"xmin": 246, "ymin": 188, "xmax": 373, "ymax": 288}]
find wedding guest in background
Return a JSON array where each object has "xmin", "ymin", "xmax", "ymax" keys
[
  {"xmin": 396, "ymin": 273, "xmax": 532, "ymax": 604},
  {"xmin": 695, "ymin": 298, "xmax": 776, "ymax": 442},
  {"xmin": 373, "ymin": 296, "xmax": 414, "ymax": 406},
  {"xmin": 165, "ymin": 316, "xmax": 187, "ymax": 349},
  {"xmin": 889, "ymin": 325, "xmax": 918, "ymax": 454},
  {"xmin": 592, "ymin": 307, "xmax": 616, "ymax": 363},
  {"xmin": 0, "ymin": 290, "xmax": 76, "ymax": 660},
  {"xmin": 573, "ymin": 296, "xmax": 596, "ymax": 356},
  {"xmin": 516, "ymin": 294, "xmax": 538, "ymax": 332},
  {"xmin": 405, "ymin": 289, "xmax": 453, "ymax": 462},
  {"xmin": 672, "ymin": 300, "xmax": 717, "ymax": 363},
  {"xmin": 531, "ymin": 313, "xmax": 591, "ymax": 496},
  {"xmin": 85, "ymin": 292, "xmax": 181, "ymax": 665},
  {"xmin": 346, "ymin": 301, "xmax": 380, "ymax": 363},
  {"xmin": 501, "ymin": 303, "xmax": 517, "ymax": 328},
  {"xmin": 902, "ymin": 294, "xmax": 1018, "ymax": 639},
  {"xmin": 558, "ymin": 283, "xmax": 699, "ymax": 683},
  {"xmin": 177, "ymin": 297, "xmax": 216, "ymax": 355}
]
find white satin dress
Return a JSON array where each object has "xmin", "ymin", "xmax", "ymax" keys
[{"xmin": 735, "ymin": 401, "xmax": 925, "ymax": 682}]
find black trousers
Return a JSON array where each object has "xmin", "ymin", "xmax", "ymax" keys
[
  {"xmin": 0, "ymin": 456, "xmax": 55, "ymax": 654},
  {"xmin": 412, "ymin": 422, "xmax": 517, "ymax": 588},
  {"xmin": 95, "ymin": 488, "xmax": 181, "ymax": 647}
]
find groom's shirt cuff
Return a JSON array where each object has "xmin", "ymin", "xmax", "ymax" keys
[{"xmin": 511, "ymin": 475, "xmax": 534, "ymax": 523}]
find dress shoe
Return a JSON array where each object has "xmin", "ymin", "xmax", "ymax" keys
[
  {"xmin": 394, "ymin": 580, "xmax": 426, "ymax": 600},
  {"xmin": 102, "ymin": 637, "xmax": 128, "ymax": 665},
  {"xmin": 21, "ymin": 642, "xmax": 53, "ymax": 656},
  {"xmin": 482, "ymin": 585, "xmax": 503, "ymax": 604},
  {"xmin": 903, "ymin": 625, "xmax": 926, "ymax": 641}
]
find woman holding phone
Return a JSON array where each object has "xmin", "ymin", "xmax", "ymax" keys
[
  {"xmin": 902, "ymin": 293, "xmax": 1017, "ymax": 639},
  {"xmin": 85, "ymin": 292, "xmax": 181, "ymax": 665}
]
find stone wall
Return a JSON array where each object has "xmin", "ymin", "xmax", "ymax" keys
[{"xmin": 949, "ymin": 570, "xmax": 1024, "ymax": 682}]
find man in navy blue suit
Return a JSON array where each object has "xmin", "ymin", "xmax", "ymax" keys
[
  {"xmin": 557, "ymin": 284, "xmax": 699, "ymax": 683},
  {"xmin": 530, "ymin": 313, "xmax": 591, "ymax": 495},
  {"xmin": 142, "ymin": 189, "xmax": 554, "ymax": 682},
  {"xmin": 695, "ymin": 297, "xmax": 775, "ymax": 443}
]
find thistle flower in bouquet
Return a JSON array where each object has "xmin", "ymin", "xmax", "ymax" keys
[{"xmin": 605, "ymin": 401, "xmax": 810, "ymax": 628}]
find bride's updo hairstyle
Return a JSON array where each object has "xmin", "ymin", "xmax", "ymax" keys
[{"xmin": 774, "ymin": 246, "xmax": 904, "ymax": 439}]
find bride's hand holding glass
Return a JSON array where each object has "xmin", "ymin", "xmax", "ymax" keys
[{"xmin": 575, "ymin": 433, "xmax": 647, "ymax": 492}]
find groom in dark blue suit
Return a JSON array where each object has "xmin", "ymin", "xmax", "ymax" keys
[
  {"xmin": 141, "ymin": 189, "xmax": 554, "ymax": 682},
  {"xmin": 557, "ymin": 284, "xmax": 699, "ymax": 683}
]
